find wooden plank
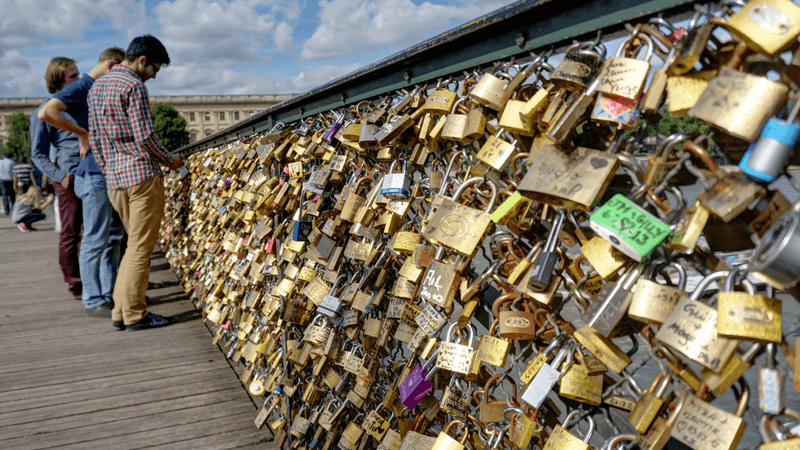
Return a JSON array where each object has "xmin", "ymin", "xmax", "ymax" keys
[
  {"xmin": 1, "ymin": 387, "xmax": 246, "ymax": 441},
  {"xmin": 0, "ymin": 213, "xmax": 267, "ymax": 449},
  {"xmin": 54, "ymin": 413, "xmax": 273, "ymax": 450},
  {"xmin": 1, "ymin": 401, "xmax": 256, "ymax": 450}
]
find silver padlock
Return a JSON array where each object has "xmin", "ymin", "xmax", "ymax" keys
[
  {"xmin": 750, "ymin": 207, "xmax": 800, "ymax": 290},
  {"xmin": 759, "ymin": 343, "xmax": 787, "ymax": 415},
  {"xmin": 380, "ymin": 160, "xmax": 411, "ymax": 199}
]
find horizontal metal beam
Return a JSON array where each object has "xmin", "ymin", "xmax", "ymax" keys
[{"xmin": 178, "ymin": 0, "xmax": 699, "ymax": 155}]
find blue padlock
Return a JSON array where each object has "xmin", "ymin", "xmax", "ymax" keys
[
  {"xmin": 292, "ymin": 201, "xmax": 312, "ymax": 242},
  {"xmin": 740, "ymin": 100, "xmax": 800, "ymax": 183}
]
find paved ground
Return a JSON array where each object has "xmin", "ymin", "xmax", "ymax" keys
[{"xmin": 0, "ymin": 209, "xmax": 276, "ymax": 450}]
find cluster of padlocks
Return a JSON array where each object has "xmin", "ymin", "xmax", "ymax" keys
[{"xmin": 159, "ymin": 1, "xmax": 800, "ymax": 448}]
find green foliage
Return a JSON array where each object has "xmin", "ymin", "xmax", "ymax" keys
[
  {"xmin": 6, "ymin": 112, "xmax": 31, "ymax": 160},
  {"xmin": 151, "ymin": 103, "xmax": 190, "ymax": 151}
]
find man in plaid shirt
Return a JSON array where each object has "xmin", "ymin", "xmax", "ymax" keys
[{"xmin": 87, "ymin": 35, "xmax": 183, "ymax": 331}]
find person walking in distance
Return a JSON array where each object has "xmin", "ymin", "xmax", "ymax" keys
[
  {"xmin": 30, "ymin": 57, "xmax": 83, "ymax": 299},
  {"xmin": 38, "ymin": 48, "xmax": 126, "ymax": 318},
  {"xmin": 0, "ymin": 152, "xmax": 16, "ymax": 215},
  {"xmin": 87, "ymin": 35, "xmax": 183, "ymax": 331}
]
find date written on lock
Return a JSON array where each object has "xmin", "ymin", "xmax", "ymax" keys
[{"xmin": 589, "ymin": 194, "xmax": 671, "ymax": 261}]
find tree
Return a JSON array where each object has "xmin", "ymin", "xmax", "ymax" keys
[
  {"xmin": 151, "ymin": 103, "xmax": 190, "ymax": 151},
  {"xmin": 6, "ymin": 112, "xmax": 31, "ymax": 160}
]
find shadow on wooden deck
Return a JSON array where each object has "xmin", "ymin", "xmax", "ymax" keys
[{"xmin": 0, "ymin": 211, "xmax": 276, "ymax": 449}]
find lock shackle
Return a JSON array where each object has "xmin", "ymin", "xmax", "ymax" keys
[
  {"xmin": 734, "ymin": 377, "xmax": 750, "ymax": 417},
  {"xmin": 689, "ymin": 271, "xmax": 729, "ymax": 301},
  {"xmin": 649, "ymin": 260, "xmax": 688, "ymax": 290},
  {"xmin": 615, "ymin": 32, "xmax": 654, "ymax": 62},
  {"xmin": 563, "ymin": 410, "xmax": 595, "ymax": 443},
  {"xmin": 723, "ymin": 265, "xmax": 756, "ymax": 295},
  {"xmin": 601, "ymin": 434, "xmax": 637, "ymax": 450},
  {"xmin": 451, "ymin": 176, "xmax": 500, "ymax": 211},
  {"xmin": 620, "ymin": 369, "xmax": 645, "ymax": 398}
]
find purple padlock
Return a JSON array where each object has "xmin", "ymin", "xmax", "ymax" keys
[{"xmin": 399, "ymin": 364, "xmax": 432, "ymax": 409}]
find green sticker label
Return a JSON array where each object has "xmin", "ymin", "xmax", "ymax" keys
[{"xmin": 590, "ymin": 194, "xmax": 670, "ymax": 259}]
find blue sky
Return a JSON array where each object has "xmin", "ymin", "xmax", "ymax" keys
[{"xmin": 0, "ymin": 0, "xmax": 517, "ymax": 98}]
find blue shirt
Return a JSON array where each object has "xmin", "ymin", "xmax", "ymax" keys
[
  {"xmin": 55, "ymin": 74, "xmax": 102, "ymax": 175},
  {"xmin": 0, "ymin": 157, "xmax": 14, "ymax": 181},
  {"xmin": 30, "ymin": 101, "xmax": 81, "ymax": 182}
]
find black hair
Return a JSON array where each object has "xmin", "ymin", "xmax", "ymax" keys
[{"xmin": 125, "ymin": 35, "xmax": 170, "ymax": 66}]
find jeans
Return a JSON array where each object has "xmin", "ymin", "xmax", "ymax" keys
[
  {"xmin": 18, "ymin": 211, "xmax": 46, "ymax": 227},
  {"xmin": 53, "ymin": 176, "xmax": 82, "ymax": 296},
  {"xmin": 107, "ymin": 176, "xmax": 165, "ymax": 325},
  {"xmin": 75, "ymin": 173, "xmax": 123, "ymax": 309},
  {"xmin": 0, "ymin": 180, "xmax": 15, "ymax": 213}
]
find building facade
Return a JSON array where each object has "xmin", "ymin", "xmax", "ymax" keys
[{"xmin": 0, "ymin": 94, "xmax": 295, "ymax": 149}]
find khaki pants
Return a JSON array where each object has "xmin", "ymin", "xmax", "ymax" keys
[{"xmin": 107, "ymin": 176, "xmax": 165, "ymax": 325}]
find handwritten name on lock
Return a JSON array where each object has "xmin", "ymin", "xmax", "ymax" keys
[
  {"xmin": 597, "ymin": 59, "xmax": 648, "ymax": 100},
  {"xmin": 437, "ymin": 342, "xmax": 475, "ymax": 374},
  {"xmin": 520, "ymin": 147, "xmax": 618, "ymax": 210},
  {"xmin": 671, "ymin": 396, "xmax": 737, "ymax": 450},
  {"xmin": 656, "ymin": 299, "xmax": 737, "ymax": 372},
  {"xmin": 303, "ymin": 277, "xmax": 330, "ymax": 305}
]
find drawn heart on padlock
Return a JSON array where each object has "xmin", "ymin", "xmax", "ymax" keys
[{"xmin": 590, "ymin": 158, "xmax": 609, "ymax": 169}]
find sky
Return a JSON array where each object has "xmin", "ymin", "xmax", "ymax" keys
[{"xmin": 0, "ymin": 0, "xmax": 518, "ymax": 99}]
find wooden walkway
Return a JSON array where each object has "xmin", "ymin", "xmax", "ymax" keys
[{"xmin": 0, "ymin": 211, "xmax": 276, "ymax": 449}]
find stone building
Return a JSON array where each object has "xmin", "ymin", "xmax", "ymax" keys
[{"xmin": 0, "ymin": 94, "xmax": 295, "ymax": 149}]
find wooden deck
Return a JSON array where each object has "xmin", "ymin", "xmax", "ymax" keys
[{"xmin": 0, "ymin": 211, "xmax": 277, "ymax": 449}]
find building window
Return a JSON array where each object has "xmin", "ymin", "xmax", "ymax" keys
[
  {"xmin": 219, "ymin": 112, "xmax": 225, "ymax": 121},
  {"xmin": 189, "ymin": 112, "xmax": 195, "ymax": 122},
  {"xmin": 204, "ymin": 112, "xmax": 211, "ymax": 122},
  {"xmin": 190, "ymin": 133, "xmax": 197, "ymax": 142},
  {"xmin": 205, "ymin": 129, "xmax": 213, "ymax": 137},
  {"xmin": 234, "ymin": 112, "xmax": 240, "ymax": 121}
]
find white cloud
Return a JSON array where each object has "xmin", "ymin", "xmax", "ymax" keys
[
  {"xmin": 0, "ymin": 51, "xmax": 50, "ymax": 97},
  {"xmin": 154, "ymin": 0, "xmax": 299, "ymax": 65},
  {"xmin": 0, "ymin": 0, "xmax": 147, "ymax": 50},
  {"xmin": 146, "ymin": 61, "xmax": 281, "ymax": 95},
  {"xmin": 288, "ymin": 62, "xmax": 361, "ymax": 91},
  {"xmin": 274, "ymin": 22, "xmax": 295, "ymax": 52},
  {"xmin": 299, "ymin": 0, "xmax": 514, "ymax": 60}
]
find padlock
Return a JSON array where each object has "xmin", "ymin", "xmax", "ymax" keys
[
  {"xmin": 689, "ymin": 66, "xmax": 789, "ymax": 142},
  {"xmin": 422, "ymin": 177, "xmax": 498, "ymax": 257},
  {"xmin": 725, "ymin": 0, "xmax": 800, "ymax": 56},
  {"xmin": 750, "ymin": 207, "xmax": 800, "ymax": 290},
  {"xmin": 702, "ymin": 342, "xmax": 762, "ymax": 396},
  {"xmin": 628, "ymin": 372, "xmax": 673, "ymax": 433},
  {"xmin": 628, "ymin": 260, "xmax": 688, "ymax": 325},
  {"xmin": 469, "ymin": 66, "xmax": 514, "ymax": 111},
  {"xmin": 760, "ymin": 343, "xmax": 788, "ymax": 415},
  {"xmin": 740, "ymin": 97, "xmax": 800, "ymax": 184},
  {"xmin": 476, "ymin": 128, "xmax": 519, "ymax": 172},
  {"xmin": 670, "ymin": 378, "xmax": 750, "ymax": 450},
  {"xmin": 479, "ymin": 374, "xmax": 517, "ymax": 423},
  {"xmin": 717, "ymin": 266, "xmax": 782, "ymax": 343},
  {"xmin": 520, "ymin": 333, "xmax": 566, "ymax": 384},
  {"xmin": 581, "ymin": 263, "xmax": 643, "ymax": 337},
  {"xmin": 518, "ymin": 146, "xmax": 619, "ymax": 212},
  {"xmin": 497, "ymin": 297, "xmax": 537, "ymax": 340},
  {"xmin": 431, "ymin": 420, "xmax": 469, "ymax": 450},
  {"xmin": 550, "ymin": 39, "xmax": 606, "ymax": 92},
  {"xmin": 559, "ymin": 359, "xmax": 603, "ymax": 406},
  {"xmin": 541, "ymin": 410, "xmax": 595, "ymax": 450},
  {"xmin": 475, "ymin": 320, "xmax": 511, "ymax": 368},
  {"xmin": 423, "ymin": 78, "xmax": 459, "ymax": 114},
  {"xmin": 595, "ymin": 31, "xmax": 655, "ymax": 101},
  {"xmin": 668, "ymin": 10, "xmax": 713, "ymax": 75},
  {"xmin": 589, "ymin": 194, "xmax": 671, "ymax": 261},
  {"xmin": 440, "ymin": 376, "xmax": 470, "ymax": 418},
  {"xmin": 521, "ymin": 339, "xmax": 574, "ymax": 408},
  {"xmin": 655, "ymin": 271, "xmax": 740, "ymax": 373},
  {"xmin": 436, "ymin": 323, "xmax": 477, "ymax": 375},
  {"xmin": 381, "ymin": 160, "xmax": 411, "ymax": 199},
  {"xmin": 527, "ymin": 208, "xmax": 567, "ymax": 292}
]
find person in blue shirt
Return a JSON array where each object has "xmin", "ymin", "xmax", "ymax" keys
[
  {"xmin": 38, "ymin": 48, "xmax": 126, "ymax": 317},
  {"xmin": 30, "ymin": 57, "xmax": 83, "ymax": 299},
  {"xmin": 0, "ymin": 152, "xmax": 16, "ymax": 214}
]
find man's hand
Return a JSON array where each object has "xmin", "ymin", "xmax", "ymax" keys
[
  {"xmin": 60, "ymin": 175, "xmax": 70, "ymax": 189},
  {"xmin": 79, "ymin": 135, "xmax": 90, "ymax": 159},
  {"xmin": 168, "ymin": 155, "xmax": 184, "ymax": 170}
]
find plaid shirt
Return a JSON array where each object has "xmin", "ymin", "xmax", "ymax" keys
[{"xmin": 87, "ymin": 65, "xmax": 175, "ymax": 189}]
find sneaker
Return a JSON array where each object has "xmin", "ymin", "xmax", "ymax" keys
[
  {"xmin": 86, "ymin": 303, "xmax": 113, "ymax": 318},
  {"xmin": 126, "ymin": 312, "xmax": 176, "ymax": 331},
  {"xmin": 17, "ymin": 223, "xmax": 30, "ymax": 233},
  {"xmin": 112, "ymin": 321, "xmax": 126, "ymax": 331}
]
